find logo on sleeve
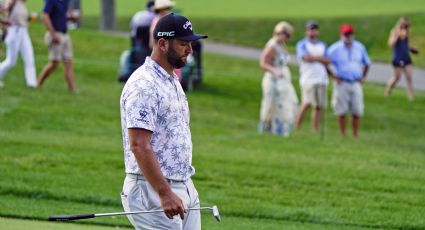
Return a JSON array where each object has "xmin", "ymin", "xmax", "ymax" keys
[{"xmin": 137, "ymin": 110, "xmax": 149, "ymax": 123}]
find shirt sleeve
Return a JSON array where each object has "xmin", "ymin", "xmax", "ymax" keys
[
  {"xmin": 43, "ymin": 0, "xmax": 53, "ymax": 13},
  {"xmin": 124, "ymin": 81, "xmax": 159, "ymax": 131},
  {"xmin": 296, "ymin": 40, "xmax": 308, "ymax": 60},
  {"xmin": 361, "ymin": 45, "xmax": 371, "ymax": 66}
]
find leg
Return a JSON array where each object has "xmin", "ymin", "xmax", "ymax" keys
[
  {"xmin": 385, "ymin": 67, "xmax": 402, "ymax": 96},
  {"xmin": 403, "ymin": 65, "xmax": 414, "ymax": 101},
  {"xmin": 338, "ymin": 115, "xmax": 346, "ymax": 137},
  {"xmin": 63, "ymin": 60, "xmax": 77, "ymax": 92},
  {"xmin": 352, "ymin": 115, "xmax": 360, "ymax": 138},
  {"xmin": 295, "ymin": 104, "xmax": 310, "ymax": 130},
  {"xmin": 19, "ymin": 28, "xmax": 37, "ymax": 87},
  {"xmin": 312, "ymin": 107, "xmax": 321, "ymax": 133},
  {"xmin": 37, "ymin": 61, "xmax": 59, "ymax": 88},
  {"xmin": 0, "ymin": 29, "xmax": 20, "ymax": 81},
  {"xmin": 182, "ymin": 179, "xmax": 201, "ymax": 230}
]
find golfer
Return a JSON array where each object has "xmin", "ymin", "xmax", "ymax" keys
[
  {"xmin": 327, "ymin": 24, "xmax": 370, "ymax": 138},
  {"xmin": 259, "ymin": 21, "xmax": 298, "ymax": 137},
  {"xmin": 295, "ymin": 20, "xmax": 331, "ymax": 133},
  {"xmin": 385, "ymin": 16, "xmax": 419, "ymax": 101},
  {"xmin": 120, "ymin": 13, "xmax": 207, "ymax": 230}
]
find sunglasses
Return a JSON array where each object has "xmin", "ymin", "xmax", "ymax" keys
[
  {"xmin": 277, "ymin": 31, "xmax": 292, "ymax": 39},
  {"xmin": 343, "ymin": 32, "xmax": 353, "ymax": 37}
]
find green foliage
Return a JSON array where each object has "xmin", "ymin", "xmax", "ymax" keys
[{"xmin": 1, "ymin": 24, "xmax": 425, "ymax": 229}]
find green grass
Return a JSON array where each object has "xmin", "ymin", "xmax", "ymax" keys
[
  {"xmin": 27, "ymin": 0, "xmax": 425, "ymax": 18},
  {"xmin": 25, "ymin": 1, "xmax": 425, "ymax": 67},
  {"xmin": 1, "ymin": 23, "xmax": 425, "ymax": 229}
]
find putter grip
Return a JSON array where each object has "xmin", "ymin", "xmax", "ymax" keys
[{"xmin": 48, "ymin": 213, "xmax": 95, "ymax": 221}]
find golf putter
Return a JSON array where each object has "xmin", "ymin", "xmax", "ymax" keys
[{"xmin": 49, "ymin": 205, "xmax": 221, "ymax": 222}]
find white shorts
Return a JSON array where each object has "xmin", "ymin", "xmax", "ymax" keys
[
  {"xmin": 121, "ymin": 174, "xmax": 201, "ymax": 230},
  {"xmin": 301, "ymin": 84, "xmax": 327, "ymax": 108},
  {"xmin": 332, "ymin": 82, "xmax": 364, "ymax": 116}
]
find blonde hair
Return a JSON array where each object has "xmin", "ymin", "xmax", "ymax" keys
[
  {"xmin": 393, "ymin": 16, "xmax": 409, "ymax": 31},
  {"xmin": 274, "ymin": 21, "xmax": 293, "ymax": 37}
]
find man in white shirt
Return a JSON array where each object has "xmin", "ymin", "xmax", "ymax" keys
[
  {"xmin": 120, "ymin": 13, "xmax": 207, "ymax": 230},
  {"xmin": 295, "ymin": 20, "xmax": 331, "ymax": 132}
]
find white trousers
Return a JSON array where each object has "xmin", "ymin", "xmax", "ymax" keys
[
  {"xmin": 259, "ymin": 67, "xmax": 299, "ymax": 136},
  {"xmin": 0, "ymin": 25, "xmax": 37, "ymax": 87},
  {"xmin": 121, "ymin": 174, "xmax": 201, "ymax": 230}
]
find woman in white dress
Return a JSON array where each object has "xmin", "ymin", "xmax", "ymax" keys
[{"xmin": 259, "ymin": 21, "xmax": 298, "ymax": 137}]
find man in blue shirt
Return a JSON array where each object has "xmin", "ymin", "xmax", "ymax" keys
[
  {"xmin": 37, "ymin": 0, "xmax": 79, "ymax": 92},
  {"xmin": 327, "ymin": 24, "xmax": 371, "ymax": 137}
]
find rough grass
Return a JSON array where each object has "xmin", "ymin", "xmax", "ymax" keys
[{"xmin": 1, "ymin": 24, "xmax": 425, "ymax": 229}]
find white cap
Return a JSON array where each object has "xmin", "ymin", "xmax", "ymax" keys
[{"xmin": 154, "ymin": 0, "xmax": 176, "ymax": 10}]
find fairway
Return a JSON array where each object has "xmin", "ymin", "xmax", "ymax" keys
[
  {"xmin": 2, "ymin": 1, "xmax": 425, "ymax": 229},
  {"xmin": 26, "ymin": 0, "xmax": 425, "ymax": 18}
]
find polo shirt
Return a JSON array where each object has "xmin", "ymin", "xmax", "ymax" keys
[
  {"xmin": 120, "ymin": 57, "xmax": 194, "ymax": 181},
  {"xmin": 327, "ymin": 40, "xmax": 371, "ymax": 82},
  {"xmin": 296, "ymin": 37, "xmax": 328, "ymax": 86},
  {"xmin": 43, "ymin": 0, "xmax": 70, "ymax": 33}
]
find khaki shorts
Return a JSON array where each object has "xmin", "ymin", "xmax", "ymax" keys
[
  {"xmin": 301, "ymin": 84, "xmax": 327, "ymax": 108},
  {"xmin": 44, "ymin": 32, "xmax": 73, "ymax": 61},
  {"xmin": 332, "ymin": 82, "xmax": 364, "ymax": 116}
]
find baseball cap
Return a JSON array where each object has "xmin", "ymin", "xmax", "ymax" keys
[
  {"xmin": 340, "ymin": 24, "xmax": 354, "ymax": 34},
  {"xmin": 154, "ymin": 0, "xmax": 175, "ymax": 10},
  {"xmin": 305, "ymin": 20, "xmax": 319, "ymax": 29},
  {"xmin": 146, "ymin": 0, "xmax": 155, "ymax": 9},
  {"xmin": 153, "ymin": 13, "xmax": 208, "ymax": 41}
]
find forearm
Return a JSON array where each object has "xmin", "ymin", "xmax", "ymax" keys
[
  {"xmin": 43, "ymin": 13, "xmax": 56, "ymax": 35},
  {"xmin": 362, "ymin": 66, "xmax": 369, "ymax": 78},
  {"xmin": 303, "ymin": 55, "xmax": 331, "ymax": 64}
]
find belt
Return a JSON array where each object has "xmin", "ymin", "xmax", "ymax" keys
[
  {"xmin": 339, "ymin": 78, "xmax": 359, "ymax": 83},
  {"xmin": 126, "ymin": 173, "xmax": 186, "ymax": 184}
]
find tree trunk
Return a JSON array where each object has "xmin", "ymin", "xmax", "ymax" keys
[{"xmin": 100, "ymin": 0, "xmax": 115, "ymax": 31}]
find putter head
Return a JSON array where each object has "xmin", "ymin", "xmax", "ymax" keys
[{"xmin": 211, "ymin": 205, "xmax": 221, "ymax": 222}]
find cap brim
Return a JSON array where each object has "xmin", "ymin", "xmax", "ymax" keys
[{"xmin": 178, "ymin": 34, "xmax": 208, "ymax": 41}]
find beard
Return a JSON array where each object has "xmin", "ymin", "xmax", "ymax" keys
[{"xmin": 166, "ymin": 46, "xmax": 187, "ymax": 69}]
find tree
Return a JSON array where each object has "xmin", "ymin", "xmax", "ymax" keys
[{"xmin": 100, "ymin": 0, "xmax": 115, "ymax": 31}]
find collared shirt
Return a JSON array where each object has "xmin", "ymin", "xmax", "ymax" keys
[
  {"xmin": 43, "ymin": 0, "xmax": 70, "ymax": 33},
  {"xmin": 327, "ymin": 40, "xmax": 371, "ymax": 82},
  {"xmin": 296, "ymin": 37, "xmax": 328, "ymax": 86},
  {"xmin": 120, "ymin": 57, "xmax": 194, "ymax": 181}
]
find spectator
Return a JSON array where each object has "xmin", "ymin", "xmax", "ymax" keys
[
  {"xmin": 259, "ymin": 21, "xmax": 298, "ymax": 137},
  {"xmin": 385, "ymin": 16, "xmax": 419, "ymax": 101},
  {"xmin": 37, "ymin": 0, "xmax": 79, "ymax": 92},
  {"xmin": 295, "ymin": 20, "xmax": 331, "ymax": 133},
  {"xmin": 327, "ymin": 24, "xmax": 371, "ymax": 137},
  {"xmin": 0, "ymin": 0, "xmax": 36, "ymax": 88}
]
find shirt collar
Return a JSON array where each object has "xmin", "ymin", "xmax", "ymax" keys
[{"xmin": 145, "ymin": 57, "xmax": 178, "ymax": 81}]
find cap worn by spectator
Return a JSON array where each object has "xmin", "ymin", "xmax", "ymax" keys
[
  {"xmin": 146, "ymin": 0, "xmax": 155, "ymax": 9},
  {"xmin": 153, "ymin": 13, "xmax": 208, "ymax": 41},
  {"xmin": 305, "ymin": 20, "xmax": 319, "ymax": 30},
  {"xmin": 154, "ymin": 0, "xmax": 175, "ymax": 10},
  {"xmin": 340, "ymin": 24, "xmax": 354, "ymax": 34}
]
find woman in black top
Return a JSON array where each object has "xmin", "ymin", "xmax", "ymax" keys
[{"xmin": 385, "ymin": 16, "xmax": 419, "ymax": 101}]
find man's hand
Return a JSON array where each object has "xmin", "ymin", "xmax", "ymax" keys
[
  {"xmin": 51, "ymin": 33, "xmax": 60, "ymax": 44},
  {"xmin": 359, "ymin": 77, "xmax": 367, "ymax": 84},
  {"xmin": 159, "ymin": 189, "xmax": 185, "ymax": 219},
  {"xmin": 333, "ymin": 76, "xmax": 342, "ymax": 84}
]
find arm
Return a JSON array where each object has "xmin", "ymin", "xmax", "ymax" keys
[
  {"xmin": 42, "ymin": 13, "xmax": 60, "ymax": 43},
  {"xmin": 302, "ymin": 55, "xmax": 331, "ymax": 65},
  {"xmin": 388, "ymin": 29, "xmax": 399, "ymax": 47},
  {"xmin": 259, "ymin": 44, "xmax": 282, "ymax": 77},
  {"xmin": 360, "ymin": 65, "xmax": 370, "ymax": 84},
  {"xmin": 128, "ymin": 128, "xmax": 185, "ymax": 220}
]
